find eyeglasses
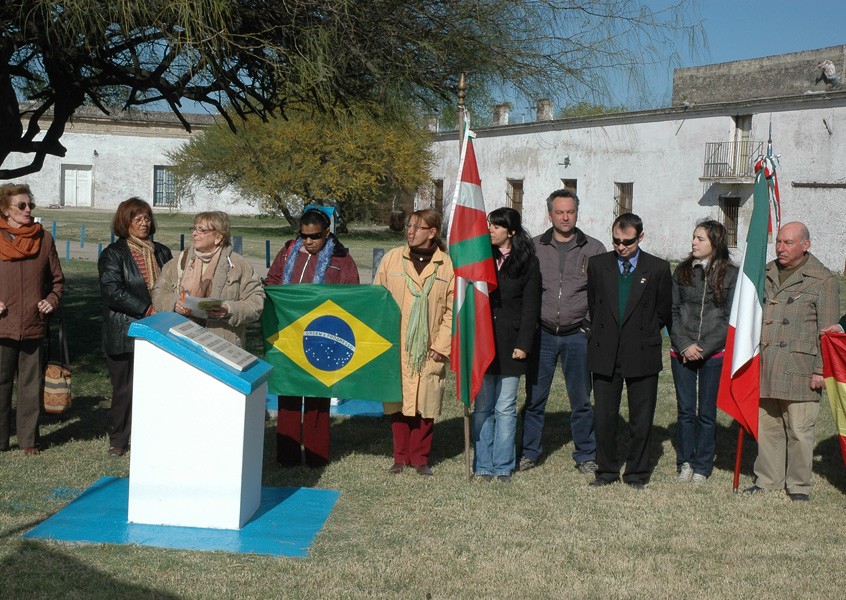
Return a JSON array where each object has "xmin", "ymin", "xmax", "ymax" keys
[
  {"xmin": 407, "ymin": 223, "xmax": 432, "ymax": 231},
  {"xmin": 612, "ymin": 236, "xmax": 639, "ymax": 247},
  {"xmin": 299, "ymin": 231, "xmax": 326, "ymax": 240},
  {"xmin": 16, "ymin": 202, "xmax": 35, "ymax": 210},
  {"xmin": 190, "ymin": 226, "xmax": 214, "ymax": 234},
  {"xmin": 132, "ymin": 215, "xmax": 152, "ymax": 224}
]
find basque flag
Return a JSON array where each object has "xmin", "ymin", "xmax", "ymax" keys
[{"xmin": 447, "ymin": 126, "xmax": 497, "ymax": 407}]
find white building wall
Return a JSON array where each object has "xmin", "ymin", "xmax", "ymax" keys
[{"xmin": 431, "ymin": 99, "xmax": 846, "ymax": 272}]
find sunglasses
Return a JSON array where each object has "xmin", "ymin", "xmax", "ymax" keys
[
  {"xmin": 612, "ymin": 236, "xmax": 639, "ymax": 247},
  {"xmin": 16, "ymin": 202, "xmax": 35, "ymax": 210},
  {"xmin": 299, "ymin": 231, "xmax": 326, "ymax": 240}
]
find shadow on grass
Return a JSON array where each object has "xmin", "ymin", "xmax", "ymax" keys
[
  {"xmin": 0, "ymin": 541, "xmax": 180, "ymax": 599},
  {"xmin": 38, "ymin": 395, "xmax": 110, "ymax": 448},
  {"xmin": 813, "ymin": 435, "xmax": 846, "ymax": 494}
]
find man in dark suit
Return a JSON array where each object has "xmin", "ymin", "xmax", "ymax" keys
[{"xmin": 586, "ymin": 213, "xmax": 672, "ymax": 489}]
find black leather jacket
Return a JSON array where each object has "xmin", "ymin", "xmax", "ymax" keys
[{"xmin": 98, "ymin": 238, "xmax": 172, "ymax": 355}]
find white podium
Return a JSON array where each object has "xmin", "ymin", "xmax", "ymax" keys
[{"xmin": 126, "ymin": 313, "xmax": 273, "ymax": 530}]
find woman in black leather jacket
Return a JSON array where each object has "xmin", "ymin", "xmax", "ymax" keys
[{"xmin": 98, "ymin": 198, "xmax": 172, "ymax": 456}]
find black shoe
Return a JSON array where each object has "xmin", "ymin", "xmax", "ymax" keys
[
  {"xmin": 476, "ymin": 474, "xmax": 493, "ymax": 482},
  {"xmin": 415, "ymin": 465, "xmax": 434, "ymax": 476},
  {"xmin": 626, "ymin": 481, "xmax": 646, "ymax": 490},
  {"xmin": 576, "ymin": 460, "xmax": 598, "ymax": 475},
  {"xmin": 387, "ymin": 463, "xmax": 404, "ymax": 474},
  {"xmin": 518, "ymin": 456, "xmax": 536, "ymax": 471},
  {"xmin": 589, "ymin": 478, "xmax": 616, "ymax": 488},
  {"xmin": 496, "ymin": 475, "xmax": 512, "ymax": 484},
  {"xmin": 108, "ymin": 446, "xmax": 125, "ymax": 457},
  {"xmin": 788, "ymin": 493, "xmax": 810, "ymax": 502},
  {"xmin": 744, "ymin": 485, "xmax": 766, "ymax": 495}
]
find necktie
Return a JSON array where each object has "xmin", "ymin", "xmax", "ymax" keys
[{"xmin": 622, "ymin": 260, "xmax": 632, "ymax": 277}]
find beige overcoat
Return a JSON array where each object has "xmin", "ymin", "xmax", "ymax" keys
[
  {"xmin": 375, "ymin": 245, "xmax": 454, "ymax": 419},
  {"xmin": 760, "ymin": 253, "xmax": 840, "ymax": 402}
]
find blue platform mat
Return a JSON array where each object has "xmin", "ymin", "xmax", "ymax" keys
[{"xmin": 23, "ymin": 477, "xmax": 340, "ymax": 557}]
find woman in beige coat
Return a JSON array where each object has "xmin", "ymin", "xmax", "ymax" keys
[
  {"xmin": 374, "ymin": 208, "xmax": 454, "ymax": 476},
  {"xmin": 152, "ymin": 211, "xmax": 264, "ymax": 348}
]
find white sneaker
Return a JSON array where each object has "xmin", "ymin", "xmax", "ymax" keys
[
  {"xmin": 691, "ymin": 473, "xmax": 708, "ymax": 484},
  {"xmin": 677, "ymin": 463, "xmax": 693, "ymax": 482}
]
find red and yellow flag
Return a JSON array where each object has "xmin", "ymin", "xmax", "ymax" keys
[{"xmin": 821, "ymin": 332, "xmax": 846, "ymax": 467}]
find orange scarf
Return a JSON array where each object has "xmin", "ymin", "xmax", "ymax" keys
[{"xmin": 0, "ymin": 219, "xmax": 43, "ymax": 260}]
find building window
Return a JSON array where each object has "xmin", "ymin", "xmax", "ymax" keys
[
  {"xmin": 507, "ymin": 179, "xmax": 524, "ymax": 214},
  {"xmin": 614, "ymin": 182, "xmax": 633, "ymax": 217},
  {"xmin": 432, "ymin": 179, "xmax": 444, "ymax": 214},
  {"xmin": 561, "ymin": 179, "xmax": 577, "ymax": 195},
  {"xmin": 153, "ymin": 166, "xmax": 175, "ymax": 207},
  {"xmin": 720, "ymin": 196, "xmax": 740, "ymax": 247}
]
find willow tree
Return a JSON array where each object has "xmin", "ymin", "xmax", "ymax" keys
[
  {"xmin": 1, "ymin": 0, "xmax": 704, "ymax": 178},
  {"xmin": 169, "ymin": 106, "xmax": 432, "ymax": 228}
]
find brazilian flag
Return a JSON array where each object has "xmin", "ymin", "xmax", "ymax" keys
[{"xmin": 262, "ymin": 285, "xmax": 401, "ymax": 402}]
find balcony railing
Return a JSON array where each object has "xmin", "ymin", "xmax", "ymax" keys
[{"xmin": 702, "ymin": 141, "xmax": 764, "ymax": 179}]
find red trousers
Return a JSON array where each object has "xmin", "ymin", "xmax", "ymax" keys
[
  {"xmin": 390, "ymin": 413, "xmax": 434, "ymax": 467},
  {"xmin": 277, "ymin": 396, "xmax": 330, "ymax": 467}
]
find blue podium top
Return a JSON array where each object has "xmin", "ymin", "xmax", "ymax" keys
[{"xmin": 128, "ymin": 312, "xmax": 273, "ymax": 395}]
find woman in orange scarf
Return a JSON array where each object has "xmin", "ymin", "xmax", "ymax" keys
[{"xmin": 0, "ymin": 183, "xmax": 64, "ymax": 455}]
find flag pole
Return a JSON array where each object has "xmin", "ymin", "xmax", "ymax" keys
[
  {"xmin": 456, "ymin": 73, "xmax": 473, "ymax": 482},
  {"xmin": 732, "ymin": 426, "xmax": 745, "ymax": 493}
]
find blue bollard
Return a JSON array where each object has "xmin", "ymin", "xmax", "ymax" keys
[
  {"xmin": 80, "ymin": 224, "xmax": 85, "ymax": 248},
  {"xmin": 110, "ymin": 231, "xmax": 115, "ymax": 244},
  {"xmin": 97, "ymin": 243, "xmax": 102, "ymax": 258},
  {"xmin": 180, "ymin": 233, "xmax": 185, "ymax": 251},
  {"xmin": 233, "ymin": 235, "xmax": 243, "ymax": 255},
  {"xmin": 266, "ymin": 240, "xmax": 271, "ymax": 268},
  {"xmin": 52, "ymin": 221, "xmax": 57, "ymax": 239},
  {"xmin": 65, "ymin": 239, "xmax": 71, "ymax": 263}
]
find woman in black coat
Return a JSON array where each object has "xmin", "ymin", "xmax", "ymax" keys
[
  {"xmin": 472, "ymin": 207, "xmax": 541, "ymax": 481},
  {"xmin": 98, "ymin": 198, "xmax": 172, "ymax": 456}
]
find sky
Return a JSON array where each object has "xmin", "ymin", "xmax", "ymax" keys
[{"xmin": 509, "ymin": 0, "xmax": 846, "ymax": 120}]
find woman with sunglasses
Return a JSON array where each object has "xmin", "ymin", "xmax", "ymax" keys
[
  {"xmin": 265, "ymin": 208, "xmax": 359, "ymax": 467},
  {"xmin": 99, "ymin": 198, "xmax": 172, "ymax": 456},
  {"xmin": 153, "ymin": 211, "xmax": 264, "ymax": 347},
  {"xmin": 0, "ymin": 183, "xmax": 64, "ymax": 455},
  {"xmin": 670, "ymin": 219, "xmax": 737, "ymax": 483}
]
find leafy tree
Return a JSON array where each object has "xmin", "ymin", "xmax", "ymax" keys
[
  {"xmin": 169, "ymin": 106, "xmax": 432, "ymax": 228},
  {"xmin": 1, "ymin": 0, "xmax": 703, "ymax": 178}
]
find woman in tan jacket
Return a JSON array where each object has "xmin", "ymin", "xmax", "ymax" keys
[
  {"xmin": 152, "ymin": 211, "xmax": 264, "ymax": 348},
  {"xmin": 374, "ymin": 209, "xmax": 454, "ymax": 476}
]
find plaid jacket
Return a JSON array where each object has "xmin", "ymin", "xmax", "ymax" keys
[{"xmin": 760, "ymin": 253, "xmax": 840, "ymax": 401}]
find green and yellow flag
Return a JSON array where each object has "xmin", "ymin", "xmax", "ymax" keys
[{"xmin": 262, "ymin": 285, "xmax": 401, "ymax": 402}]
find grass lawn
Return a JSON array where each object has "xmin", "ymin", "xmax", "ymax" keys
[{"xmin": 1, "ymin": 218, "xmax": 845, "ymax": 599}]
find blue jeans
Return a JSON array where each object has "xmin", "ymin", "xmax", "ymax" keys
[
  {"xmin": 671, "ymin": 354, "xmax": 722, "ymax": 476},
  {"xmin": 521, "ymin": 329, "xmax": 594, "ymax": 463},
  {"xmin": 472, "ymin": 374, "xmax": 519, "ymax": 476}
]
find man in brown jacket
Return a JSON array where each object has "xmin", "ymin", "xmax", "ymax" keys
[{"xmin": 746, "ymin": 221, "xmax": 839, "ymax": 501}]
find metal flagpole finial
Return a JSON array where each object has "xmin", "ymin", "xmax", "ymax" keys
[{"xmin": 458, "ymin": 73, "xmax": 467, "ymax": 108}]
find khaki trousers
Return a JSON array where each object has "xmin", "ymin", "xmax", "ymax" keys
[{"xmin": 753, "ymin": 397, "xmax": 819, "ymax": 494}]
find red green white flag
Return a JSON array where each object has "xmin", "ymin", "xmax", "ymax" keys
[
  {"xmin": 448, "ymin": 127, "xmax": 497, "ymax": 407},
  {"xmin": 716, "ymin": 154, "xmax": 776, "ymax": 438},
  {"xmin": 821, "ymin": 333, "xmax": 846, "ymax": 468}
]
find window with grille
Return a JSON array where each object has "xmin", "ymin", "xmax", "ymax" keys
[
  {"xmin": 720, "ymin": 196, "xmax": 740, "ymax": 247},
  {"xmin": 507, "ymin": 179, "xmax": 524, "ymax": 214},
  {"xmin": 614, "ymin": 182, "xmax": 633, "ymax": 217},
  {"xmin": 153, "ymin": 166, "xmax": 175, "ymax": 207},
  {"xmin": 432, "ymin": 179, "xmax": 444, "ymax": 214}
]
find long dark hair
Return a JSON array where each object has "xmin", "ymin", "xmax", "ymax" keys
[
  {"xmin": 675, "ymin": 219, "xmax": 732, "ymax": 305},
  {"xmin": 488, "ymin": 207, "xmax": 534, "ymax": 279}
]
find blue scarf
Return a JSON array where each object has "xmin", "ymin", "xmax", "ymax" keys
[{"xmin": 281, "ymin": 235, "xmax": 336, "ymax": 284}]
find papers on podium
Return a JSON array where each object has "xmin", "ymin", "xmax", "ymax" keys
[{"xmin": 169, "ymin": 319, "xmax": 257, "ymax": 372}]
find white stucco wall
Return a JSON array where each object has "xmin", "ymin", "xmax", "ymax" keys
[{"xmin": 430, "ymin": 97, "xmax": 846, "ymax": 272}]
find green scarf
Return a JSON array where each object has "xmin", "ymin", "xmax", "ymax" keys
[{"xmin": 404, "ymin": 264, "xmax": 438, "ymax": 375}]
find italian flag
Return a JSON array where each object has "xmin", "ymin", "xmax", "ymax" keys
[
  {"xmin": 821, "ymin": 333, "xmax": 846, "ymax": 468},
  {"xmin": 715, "ymin": 156, "xmax": 774, "ymax": 439},
  {"xmin": 448, "ymin": 128, "xmax": 497, "ymax": 407}
]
